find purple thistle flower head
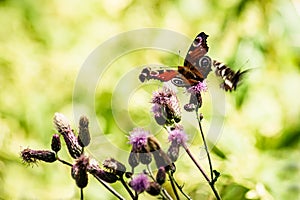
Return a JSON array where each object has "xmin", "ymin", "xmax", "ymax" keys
[
  {"xmin": 151, "ymin": 87, "xmax": 181, "ymax": 126},
  {"xmin": 168, "ymin": 128, "xmax": 188, "ymax": 146},
  {"xmin": 129, "ymin": 173, "xmax": 150, "ymax": 194},
  {"xmin": 187, "ymin": 81, "xmax": 208, "ymax": 94},
  {"xmin": 128, "ymin": 128, "xmax": 149, "ymax": 151},
  {"xmin": 151, "ymin": 103, "xmax": 162, "ymax": 117}
]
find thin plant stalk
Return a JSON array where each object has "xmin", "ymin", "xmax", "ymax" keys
[
  {"xmin": 182, "ymin": 144, "xmax": 221, "ymax": 200},
  {"xmin": 80, "ymin": 188, "xmax": 83, "ymax": 200},
  {"xmin": 196, "ymin": 108, "xmax": 214, "ymax": 181},
  {"xmin": 169, "ymin": 172, "xmax": 191, "ymax": 200},
  {"xmin": 92, "ymin": 174, "xmax": 126, "ymax": 200},
  {"xmin": 57, "ymin": 157, "xmax": 73, "ymax": 167},
  {"xmin": 119, "ymin": 176, "xmax": 135, "ymax": 200},
  {"xmin": 167, "ymin": 171, "xmax": 180, "ymax": 200}
]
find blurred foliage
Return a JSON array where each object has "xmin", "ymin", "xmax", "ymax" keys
[{"xmin": 1, "ymin": 0, "xmax": 300, "ymax": 199}]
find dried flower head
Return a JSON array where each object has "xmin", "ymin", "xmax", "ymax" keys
[
  {"xmin": 53, "ymin": 113, "xmax": 82, "ymax": 158},
  {"xmin": 62, "ymin": 130, "xmax": 82, "ymax": 159},
  {"xmin": 71, "ymin": 155, "xmax": 89, "ymax": 188},
  {"xmin": 21, "ymin": 148, "xmax": 56, "ymax": 165},
  {"xmin": 151, "ymin": 87, "xmax": 181, "ymax": 125},
  {"xmin": 129, "ymin": 173, "xmax": 150, "ymax": 194},
  {"xmin": 87, "ymin": 159, "xmax": 118, "ymax": 183},
  {"xmin": 53, "ymin": 113, "xmax": 71, "ymax": 134}
]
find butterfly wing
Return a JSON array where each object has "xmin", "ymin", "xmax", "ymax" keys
[
  {"xmin": 139, "ymin": 67, "xmax": 189, "ymax": 87},
  {"xmin": 179, "ymin": 32, "xmax": 212, "ymax": 85},
  {"xmin": 212, "ymin": 60, "xmax": 249, "ymax": 91}
]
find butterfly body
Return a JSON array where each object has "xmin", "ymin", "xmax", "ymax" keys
[{"xmin": 139, "ymin": 32, "xmax": 247, "ymax": 92}]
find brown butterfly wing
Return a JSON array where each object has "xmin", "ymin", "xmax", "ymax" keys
[
  {"xmin": 184, "ymin": 32, "xmax": 209, "ymax": 68},
  {"xmin": 179, "ymin": 32, "xmax": 212, "ymax": 85}
]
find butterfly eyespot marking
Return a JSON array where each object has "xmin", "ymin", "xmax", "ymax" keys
[
  {"xmin": 199, "ymin": 56, "xmax": 212, "ymax": 69},
  {"xmin": 193, "ymin": 37, "xmax": 202, "ymax": 47},
  {"xmin": 171, "ymin": 77, "xmax": 186, "ymax": 87}
]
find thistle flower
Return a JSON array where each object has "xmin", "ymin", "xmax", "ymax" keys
[
  {"xmin": 184, "ymin": 81, "xmax": 207, "ymax": 110},
  {"xmin": 21, "ymin": 148, "xmax": 56, "ymax": 164},
  {"xmin": 53, "ymin": 113, "xmax": 82, "ymax": 159},
  {"xmin": 128, "ymin": 128, "xmax": 153, "ymax": 170},
  {"xmin": 51, "ymin": 134, "xmax": 61, "ymax": 153},
  {"xmin": 128, "ymin": 128, "xmax": 149, "ymax": 152},
  {"xmin": 167, "ymin": 128, "xmax": 188, "ymax": 162},
  {"xmin": 71, "ymin": 155, "xmax": 89, "ymax": 188},
  {"xmin": 187, "ymin": 81, "xmax": 208, "ymax": 94},
  {"xmin": 151, "ymin": 87, "xmax": 181, "ymax": 126},
  {"xmin": 168, "ymin": 128, "xmax": 188, "ymax": 146},
  {"xmin": 129, "ymin": 173, "xmax": 150, "ymax": 194},
  {"xmin": 78, "ymin": 115, "xmax": 90, "ymax": 147}
]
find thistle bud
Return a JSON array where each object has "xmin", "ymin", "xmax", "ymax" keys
[
  {"xmin": 53, "ymin": 113, "xmax": 82, "ymax": 158},
  {"xmin": 53, "ymin": 113, "xmax": 71, "ymax": 134},
  {"xmin": 146, "ymin": 182, "xmax": 161, "ymax": 196},
  {"xmin": 71, "ymin": 155, "xmax": 89, "ymax": 188},
  {"xmin": 78, "ymin": 115, "xmax": 90, "ymax": 147},
  {"xmin": 156, "ymin": 167, "xmax": 166, "ymax": 185},
  {"xmin": 51, "ymin": 134, "xmax": 61, "ymax": 153},
  {"xmin": 93, "ymin": 169, "xmax": 118, "ymax": 183},
  {"xmin": 21, "ymin": 148, "xmax": 56, "ymax": 164},
  {"xmin": 103, "ymin": 158, "xmax": 126, "ymax": 177},
  {"xmin": 199, "ymin": 113, "xmax": 204, "ymax": 121},
  {"xmin": 140, "ymin": 152, "xmax": 152, "ymax": 165},
  {"xmin": 128, "ymin": 151, "xmax": 139, "ymax": 171},
  {"xmin": 62, "ymin": 131, "xmax": 82, "ymax": 159}
]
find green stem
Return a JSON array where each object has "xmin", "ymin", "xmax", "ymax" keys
[
  {"xmin": 169, "ymin": 172, "xmax": 191, "ymax": 199},
  {"xmin": 119, "ymin": 176, "xmax": 135, "ymax": 200},
  {"xmin": 195, "ymin": 109, "xmax": 214, "ymax": 181},
  {"xmin": 92, "ymin": 174, "xmax": 126, "ymax": 200},
  {"xmin": 167, "ymin": 171, "xmax": 180, "ymax": 200}
]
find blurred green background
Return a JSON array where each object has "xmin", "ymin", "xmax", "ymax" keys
[{"xmin": 1, "ymin": 0, "xmax": 300, "ymax": 199}]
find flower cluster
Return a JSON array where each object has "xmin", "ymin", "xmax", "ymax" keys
[
  {"xmin": 128, "ymin": 128, "xmax": 173, "ymax": 172},
  {"xmin": 151, "ymin": 87, "xmax": 181, "ymax": 126},
  {"xmin": 184, "ymin": 81, "xmax": 208, "ymax": 112},
  {"xmin": 20, "ymin": 83, "xmax": 222, "ymax": 199}
]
